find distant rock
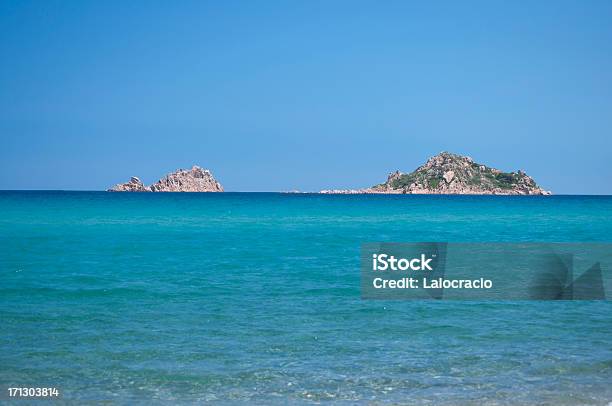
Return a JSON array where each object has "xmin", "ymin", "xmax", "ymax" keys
[
  {"xmin": 150, "ymin": 166, "xmax": 223, "ymax": 192},
  {"xmin": 108, "ymin": 176, "xmax": 150, "ymax": 192},
  {"xmin": 108, "ymin": 166, "xmax": 223, "ymax": 192},
  {"xmin": 321, "ymin": 152, "xmax": 551, "ymax": 195}
]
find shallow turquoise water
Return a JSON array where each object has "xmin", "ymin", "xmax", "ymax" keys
[{"xmin": 1, "ymin": 192, "xmax": 611, "ymax": 404}]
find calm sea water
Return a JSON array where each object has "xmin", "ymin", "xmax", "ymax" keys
[{"xmin": 1, "ymin": 192, "xmax": 611, "ymax": 404}]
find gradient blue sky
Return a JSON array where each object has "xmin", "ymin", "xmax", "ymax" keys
[{"xmin": 1, "ymin": 0, "xmax": 611, "ymax": 193}]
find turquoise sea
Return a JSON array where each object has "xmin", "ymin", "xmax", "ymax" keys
[{"xmin": 1, "ymin": 192, "xmax": 611, "ymax": 404}]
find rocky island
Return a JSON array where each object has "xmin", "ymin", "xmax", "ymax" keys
[
  {"xmin": 321, "ymin": 152, "xmax": 550, "ymax": 195},
  {"xmin": 109, "ymin": 166, "xmax": 223, "ymax": 192}
]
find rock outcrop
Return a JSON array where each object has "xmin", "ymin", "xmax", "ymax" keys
[
  {"xmin": 150, "ymin": 166, "xmax": 223, "ymax": 192},
  {"xmin": 108, "ymin": 166, "xmax": 223, "ymax": 192},
  {"xmin": 321, "ymin": 152, "xmax": 551, "ymax": 195},
  {"xmin": 109, "ymin": 176, "xmax": 150, "ymax": 192}
]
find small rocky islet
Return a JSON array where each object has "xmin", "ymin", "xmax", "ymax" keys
[
  {"xmin": 320, "ymin": 152, "xmax": 550, "ymax": 195},
  {"xmin": 108, "ymin": 166, "xmax": 223, "ymax": 192}
]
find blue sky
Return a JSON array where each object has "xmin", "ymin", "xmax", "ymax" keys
[{"xmin": 1, "ymin": 0, "xmax": 611, "ymax": 193}]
